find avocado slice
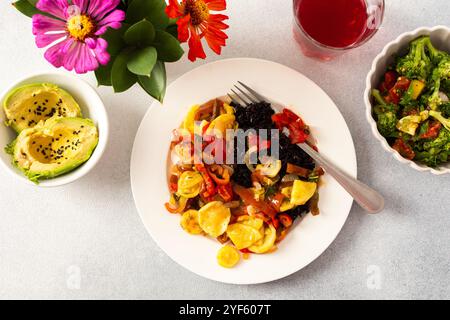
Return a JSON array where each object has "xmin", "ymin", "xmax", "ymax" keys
[
  {"xmin": 10, "ymin": 117, "xmax": 98, "ymax": 183},
  {"xmin": 3, "ymin": 83, "xmax": 82, "ymax": 133}
]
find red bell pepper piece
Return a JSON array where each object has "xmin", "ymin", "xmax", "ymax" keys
[
  {"xmin": 278, "ymin": 213, "xmax": 293, "ymax": 228},
  {"xmin": 217, "ymin": 183, "xmax": 233, "ymax": 202},
  {"xmin": 195, "ymin": 163, "xmax": 216, "ymax": 197}
]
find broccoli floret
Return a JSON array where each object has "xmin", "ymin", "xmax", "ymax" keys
[
  {"xmin": 428, "ymin": 58, "xmax": 450, "ymax": 110},
  {"xmin": 424, "ymin": 37, "xmax": 450, "ymax": 64},
  {"xmin": 372, "ymin": 89, "xmax": 398, "ymax": 113},
  {"xmin": 377, "ymin": 112, "xmax": 398, "ymax": 137},
  {"xmin": 439, "ymin": 102, "xmax": 450, "ymax": 118},
  {"xmin": 371, "ymin": 89, "xmax": 398, "ymax": 137},
  {"xmin": 435, "ymin": 58, "xmax": 450, "ymax": 78},
  {"xmin": 441, "ymin": 79, "xmax": 450, "ymax": 95},
  {"xmin": 423, "ymin": 127, "xmax": 450, "ymax": 150},
  {"xmin": 415, "ymin": 128, "xmax": 450, "ymax": 166},
  {"xmin": 396, "ymin": 36, "xmax": 432, "ymax": 81}
]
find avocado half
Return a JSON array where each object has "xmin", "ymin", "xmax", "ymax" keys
[
  {"xmin": 9, "ymin": 117, "xmax": 99, "ymax": 183},
  {"xmin": 3, "ymin": 83, "xmax": 82, "ymax": 133}
]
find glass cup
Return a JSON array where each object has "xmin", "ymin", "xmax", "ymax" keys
[{"xmin": 293, "ymin": 0, "xmax": 385, "ymax": 60}]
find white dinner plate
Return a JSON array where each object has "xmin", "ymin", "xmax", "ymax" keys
[{"xmin": 130, "ymin": 58, "xmax": 357, "ymax": 284}]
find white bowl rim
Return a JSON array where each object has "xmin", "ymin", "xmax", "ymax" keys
[
  {"xmin": 364, "ymin": 25, "xmax": 450, "ymax": 175},
  {"xmin": 0, "ymin": 71, "xmax": 109, "ymax": 187}
]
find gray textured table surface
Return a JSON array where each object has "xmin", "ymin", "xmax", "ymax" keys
[{"xmin": 0, "ymin": 0, "xmax": 449, "ymax": 300}]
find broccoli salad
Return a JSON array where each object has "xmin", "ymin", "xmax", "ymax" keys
[{"xmin": 371, "ymin": 36, "xmax": 450, "ymax": 167}]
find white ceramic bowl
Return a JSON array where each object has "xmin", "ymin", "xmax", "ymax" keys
[
  {"xmin": 364, "ymin": 25, "xmax": 450, "ymax": 175},
  {"xmin": 0, "ymin": 73, "xmax": 109, "ymax": 187}
]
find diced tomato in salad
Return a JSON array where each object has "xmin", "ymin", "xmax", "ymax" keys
[
  {"xmin": 392, "ymin": 139, "xmax": 415, "ymax": 160},
  {"xmin": 272, "ymin": 108, "xmax": 310, "ymax": 144},
  {"xmin": 378, "ymin": 70, "xmax": 398, "ymax": 94},
  {"xmin": 385, "ymin": 76, "xmax": 411, "ymax": 105},
  {"xmin": 420, "ymin": 121, "xmax": 441, "ymax": 140}
]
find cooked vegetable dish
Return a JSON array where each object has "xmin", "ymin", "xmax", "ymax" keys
[{"xmin": 165, "ymin": 98, "xmax": 323, "ymax": 268}]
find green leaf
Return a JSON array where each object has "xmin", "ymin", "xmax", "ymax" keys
[
  {"xmin": 153, "ymin": 30, "xmax": 184, "ymax": 62},
  {"xmin": 102, "ymin": 26, "xmax": 127, "ymax": 57},
  {"xmin": 96, "ymin": 27, "xmax": 128, "ymax": 87},
  {"xmin": 111, "ymin": 50, "xmax": 137, "ymax": 93},
  {"xmin": 126, "ymin": 0, "xmax": 169, "ymax": 29},
  {"xmin": 12, "ymin": 0, "xmax": 44, "ymax": 18},
  {"xmin": 95, "ymin": 63, "xmax": 113, "ymax": 86},
  {"xmin": 27, "ymin": 0, "xmax": 38, "ymax": 5},
  {"xmin": 138, "ymin": 61, "xmax": 167, "ymax": 102},
  {"xmin": 127, "ymin": 47, "xmax": 157, "ymax": 76},
  {"xmin": 124, "ymin": 19, "xmax": 155, "ymax": 47},
  {"xmin": 166, "ymin": 24, "xmax": 178, "ymax": 39}
]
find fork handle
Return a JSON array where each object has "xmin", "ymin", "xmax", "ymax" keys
[{"xmin": 299, "ymin": 143, "xmax": 385, "ymax": 214}]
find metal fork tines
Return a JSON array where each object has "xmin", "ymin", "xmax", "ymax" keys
[
  {"xmin": 228, "ymin": 81, "xmax": 266, "ymax": 105},
  {"xmin": 226, "ymin": 81, "xmax": 385, "ymax": 214}
]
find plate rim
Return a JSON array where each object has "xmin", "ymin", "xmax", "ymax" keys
[{"xmin": 130, "ymin": 57, "xmax": 357, "ymax": 284}]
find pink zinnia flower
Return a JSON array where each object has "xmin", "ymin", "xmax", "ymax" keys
[{"xmin": 32, "ymin": 0, "xmax": 125, "ymax": 74}]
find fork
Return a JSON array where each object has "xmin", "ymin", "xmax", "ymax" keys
[{"xmin": 229, "ymin": 81, "xmax": 385, "ymax": 214}]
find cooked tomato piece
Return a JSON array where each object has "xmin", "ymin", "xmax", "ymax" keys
[
  {"xmin": 378, "ymin": 71, "xmax": 398, "ymax": 94},
  {"xmin": 392, "ymin": 138, "xmax": 415, "ymax": 160},
  {"xmin": 386, "ymin": 77, "xmax": 411, "ymax": 105},
  {"xmin": 420, "ymin": 121, "xmax": 441, "ymax": 140}
]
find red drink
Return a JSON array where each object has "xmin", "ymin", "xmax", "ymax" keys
[{"xmin": 293, "ymin": 0, "xmax": 384, "ymax": 60}]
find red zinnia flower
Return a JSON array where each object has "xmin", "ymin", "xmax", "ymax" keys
[{"xmin": 165, "ymin": 0, "xmax": 229, "ymax": 62}]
